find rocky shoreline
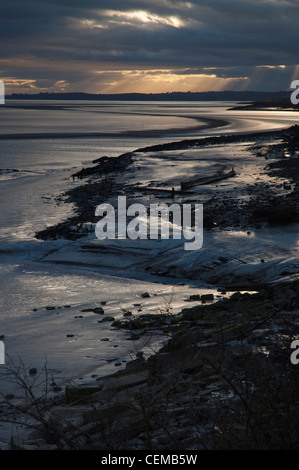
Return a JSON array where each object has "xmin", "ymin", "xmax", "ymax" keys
[
  {"xmin": 33, "ymin": 125, "xmax": 299, "ymax": 290},
  {"xmin": 4, "ymin": 279, "xmax": 299, "ymax": 450},
  {"xmin": 35, "ymin": 125, "xmax": 299, "ymax": 243},
  {"xmin": 3, "ymin": 125, "xmax": 298, "ymax": 451}
]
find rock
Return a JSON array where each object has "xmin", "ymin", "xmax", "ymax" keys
[
  {"xmin": 14, "ymin": 279, "xmax": 299, "ymax": 450},
  {"xmin": 123, "ymin": 311, "xmax": 132, "ymax": 317},
  {"xmin": 92, "ymin": 307, "xmax": 105, "ymax": 314},
  {"xmin": 189, "ymin": 294, "xmax": 200, "ymax": 301},
  {"xmin": 102, "ymin": 371, "xmax": 149, "ymax": 392},
  {"xmin": 125, "ymin": 356, "xmax": 146, "ymax": 372},
  {"xmin": 148, "ymin": 346, "xmax": 204, "ymax": 374},
  {"xmin": 141, "ymin": 292, "xmax": 150, "ymax": 298},
  {"xmin": 99, "ymin": 316, "xmax": 115, "ymax": 323},
  {"xmin": 201, "ymin": 293, "xmax": 214, "ymax": 301},
  {"xmin": 163, "ymin": 328, "xmax": 205, "ymax": 352}
]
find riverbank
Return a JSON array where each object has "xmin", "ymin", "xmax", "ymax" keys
[
  {"xmin": 230, "ymin": 100, "xmax": 299, "ymax": 111},
  {"xmin": 1, "ymin": 124, "xmax": 299, "ymax": 451},
  {"xmin": 3, "ymin": 278, "xmax": 299, "ymax": 450},
  {"xmin": 35, "ymin": 124, "xmax": 299, "ymax": 288}
]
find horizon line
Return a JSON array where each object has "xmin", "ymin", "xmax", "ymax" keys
[{"xmin": 6, "ymin": 89, "xmax": 291, "ymax": 96}]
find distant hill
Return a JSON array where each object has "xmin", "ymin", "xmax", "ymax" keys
[{"xmin": 6, "ymin": 90, "xmax": 292, "ymax": 102}]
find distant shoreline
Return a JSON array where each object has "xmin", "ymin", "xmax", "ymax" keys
[
  {"xmin": 5, "ymin": 90, "xmax": 291, "ymax": 102},
  {"xmin": 230, "ymin": 100, "xmax": 299, "ymax": 111}
]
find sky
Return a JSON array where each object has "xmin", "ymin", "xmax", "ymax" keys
[{"xmin": 1, "ymin": 0, "xmax": 299, "ymax": 95}]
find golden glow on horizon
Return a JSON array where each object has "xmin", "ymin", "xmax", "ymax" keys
[
  {"xmin": 2, "ymin": 78, "xmax": 38, "ymax": 87},
  {"xmin": 96, "ymin": 69, "xmax": 249, "ymax": 94},
  {"xmin": 2, "ymin": 68, "xmax": 250, "ymax": 95},
  {"xmin": 7, "ymin": 60, "xmax": 296, "ymax": 95},
  {"xmin": 2, "ymin": 77, "xmax": 70, "ymax": 94}
]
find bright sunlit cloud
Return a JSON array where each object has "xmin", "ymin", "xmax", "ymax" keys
[
  {"xmin": 2, "ymin": 77, "xmax": 70, "ymax": 94},
  {"xmin": 76, "ymin": 18, "xmax": 108, "ymax": 29},
  {"xmin": 103, "ymin": 9, "xmax": 187, "ymax": 28},
  {"xmin": 1, "ymin": 0, "xmax": 298, "ymax": 94},
  {"xmin": 2, "ymin": 78, "xmax": 39, "ymax": 91},
  {"xmin": 256, "ymin": 65, "xmax": 286, "ymax": 69}
]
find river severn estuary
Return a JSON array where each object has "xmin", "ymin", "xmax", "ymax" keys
[
  {"xmin": 0, "ymin": 100, "xmax": 298, "ymax": 447},
  {"xmin": 0, "ymin": 100, "xmax": 298, "ymax": 312}
]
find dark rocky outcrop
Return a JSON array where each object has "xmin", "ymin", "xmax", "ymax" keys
[{"xmin": 8, "ymin": 280, "xmax": 299, "ymax": 450}]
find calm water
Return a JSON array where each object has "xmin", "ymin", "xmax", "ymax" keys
[
  {"xmin": 0, "ymin": 99, "xmax": 298, "ymax": 409},
  {"xmin": 0, "ymin": 100, "xmax": 298, "ymax": 320}
]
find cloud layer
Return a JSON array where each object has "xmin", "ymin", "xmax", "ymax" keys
[{"xmin": 1, "ymin": 0, "xmax": 298, "ymax": 93}]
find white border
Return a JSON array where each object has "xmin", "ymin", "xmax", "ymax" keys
[
  {"xmin": 0, "ymin": 80, "xmax": 4, "ymax": 104},
  {"xmin": 0, "ymin": 340, "xmax": 5, "ymax": 364}
]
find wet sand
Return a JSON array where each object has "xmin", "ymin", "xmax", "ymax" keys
[
  {"xmin": 1, "ymin": 123, "xmax": 299, "ymax": 450},
  {"xmin": 35, "ymin": 124, "xmax": 299, "ymax": 289},
  {"xmin": 0, "ymin": 116, "xmax": 229, "ymax": 140}
]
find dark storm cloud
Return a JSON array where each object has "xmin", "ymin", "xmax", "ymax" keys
[{"xmin": 1, "ymin": 0, "xmax": 298, "ymax": 92}]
